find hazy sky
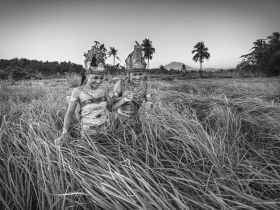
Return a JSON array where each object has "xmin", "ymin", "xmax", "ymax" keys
[{"xmin": 0, "ymin": 0, "xmax": 279, "ymax": 69}]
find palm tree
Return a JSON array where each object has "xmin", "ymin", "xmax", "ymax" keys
[
  {"xmin": 192, "ymin": 41, "xmax": 210, "ymax": 71},
  {"xmin": 141, "ymin": 39, "xmax": 155, "ymax": 69},
  {"xmin": 107, "ymin": 47, "xmax": 120, "ymax": 66},
  {"xmin": 252, "ymin": 39, "xmax": 267, "ymax": 75},
  {"xmin": 267, "ymin": 32, "xmax": 280, "ymax": 44},
  {"xmin": 240, "ymin": 39, "xmax": 266, "ymax": 63},
  {"xmin": 252, "ymin": 39, "xmax": 266, "ymax": 50}
]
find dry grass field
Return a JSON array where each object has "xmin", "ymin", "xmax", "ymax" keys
[{"xmin": 0, "ymin": 75, "xmax": 280, "ymax": 210}]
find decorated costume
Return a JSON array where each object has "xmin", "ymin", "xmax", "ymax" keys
[
  {"xmin": 67, "ymin": 42, "xmax": 110, "ymax": 136},
  {"xmin": 114, "ymin": 44, "xmax": 152, "ymax": 130}
]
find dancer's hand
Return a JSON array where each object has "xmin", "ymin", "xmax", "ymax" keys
[
  {"xmin": 122, "ymin": 90, "xmax": 132, "ymax": 97},
  {"xmin": 123, "ymin": 91, "xmax": 133, "ymax": 102},
  {"xmin": 55, "ymin": 133, "xmax": 67, "ymax": 146}
]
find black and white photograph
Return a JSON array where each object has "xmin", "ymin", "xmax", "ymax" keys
[{"xmin": 0, "ymin": 0, "xmax": 280, "ymax": 209}]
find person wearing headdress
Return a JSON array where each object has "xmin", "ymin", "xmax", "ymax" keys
[
  {"xmin": 113, "ymin": 44, "xmax": 154, "ymax": 132},
  {"xmin": 55, "ymin": 42, "xmax": 132, "ymax": 145}
]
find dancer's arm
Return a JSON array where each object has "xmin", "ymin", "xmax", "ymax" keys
[
  {"xmin": 112, "ymin": 80, "xmax": 123, "ymax": 102},
  {"xmin": 112, "ymin": 94, "xmax": 133, "ymax": 111},
  {"xmin": 112, "ymin": 79, "xmax": 135, "ymax": 111},
  {"xmin": 55, "ymin": 88, "xmax": 79, "ymax": 145}
]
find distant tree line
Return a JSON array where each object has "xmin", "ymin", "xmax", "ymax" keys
[
  {"xmin": 0, "ymin": 58, "xmax": 84, "ymax": 80},
  {"xmin": 237, "ymin": 32, "xmax": 280, "ymax": 76}
]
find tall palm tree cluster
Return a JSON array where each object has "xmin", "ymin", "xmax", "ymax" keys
[{"xmin": 238, "ymin": 32, "xmax": 280, "ymax": 76}]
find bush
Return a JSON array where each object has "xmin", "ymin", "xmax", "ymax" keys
[
  {"xmin": 34, "ymin": 72, "xmax": 44, "ymax": 80},
  {"xmin": 10, "ymin": 67, "xmax": 28, "ymax": 80},
  {"xmin": 0, "ymin": 70, "xmax": 8, "ymax": 80},
  {"xmin": 149, "ymin": 75, "xmax": 160, "ymax": 79},
  {"xmin": 161, "ymin": 76, "xmax": 174, "ymax": 81}
]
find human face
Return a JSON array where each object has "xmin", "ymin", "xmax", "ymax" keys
[
  {"xmin": 86, "ymin": 74, "xmax": 104, "ymax": 89},
  {"xmin": 130, "ymin": 72, "xmax": 143, "ymax": 84}
]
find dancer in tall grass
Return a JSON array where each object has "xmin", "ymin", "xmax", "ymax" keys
[
  {"xmin": 55, "ymin": 43, "xmax": 132, "ymax": 145},
  {"xmin": 113, "ymin": 44, "xmax": 154, "ymax": 132}
]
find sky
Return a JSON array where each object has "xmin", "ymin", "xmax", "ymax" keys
[{"xmin": 0, "ymin": 0, "xmax": 279, "ymax": 69}]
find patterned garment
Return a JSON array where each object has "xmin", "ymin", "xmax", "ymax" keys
[
  {"xmin": 80, "ymin": 99, "xmax": 109, "ymax": 136},
  {"xmin": 118, "ymin": 78, "xmax": 147, "ymax": 116},
  {"xmin": 67, "ymin": 96, "xmax": 109, "ymax": 136},
  {"xmin": 115, "ymin": 78, "xmax": 147, "ymax": 132}
]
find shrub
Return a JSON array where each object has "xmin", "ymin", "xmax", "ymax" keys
[
  {"xmin": 10, "ymin": 67, "xmax": 28, "ymax": 80},
  {"xmin": 34, "ymin": 72, "xmax": 44, "ymax": 80},
  {"xmin": 0, "ymin": 70, "xmax": 8, "ymax": 80},
  {"xmin": 161, "ymin": 76, "xmax": 174, "ymax": 81}
]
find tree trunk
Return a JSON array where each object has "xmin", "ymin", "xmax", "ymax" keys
[
  {"xmin": 113, "ymin": 56, "xmax": 115, "ymax": 66},
  {"xmin": 148, "ymin": 59, "xmax": 149, "ymax": 69},
  {"xmin": 200, "ymin": 62, "xmax": 202, "ymax": 71}
]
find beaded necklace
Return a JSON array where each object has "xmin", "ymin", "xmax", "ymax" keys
[
  {"xmin": 122, "ymin": 79, "xmax": 147, "ymax": 98},
  {"xmin": 82, "ymin": 85, "xmax": 103, "ymax": 99}
]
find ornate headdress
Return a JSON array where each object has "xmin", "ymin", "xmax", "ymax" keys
[
  {"xmin": 125, "ymin": 44, "xmax": 147, "ymax": 73},
  {"xmin": 84, "ymin": 41, "xmax": 107, "ymax": 75}
]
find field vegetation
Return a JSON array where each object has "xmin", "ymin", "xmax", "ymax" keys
[{"xmin": 0, "ymin": 76, "xmax": 280, "ymax": 210}]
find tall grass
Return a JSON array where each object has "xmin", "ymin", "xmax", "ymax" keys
[{"xmin": 0, "ymin": 77, "xmax": 280, "ymax": 209}]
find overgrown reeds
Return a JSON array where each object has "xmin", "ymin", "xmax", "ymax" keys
[{"xmin": 0, "ymin": 77, "xmax": 280, "ymax": 209}]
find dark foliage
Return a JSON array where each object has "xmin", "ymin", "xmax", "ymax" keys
[
  {"xmin": 0, "ymin": 58, "xmax": 84, "ymax": 80},
  {"xmin": 238, "ymin": 32, "xmax": 280, "ymax": 76}
]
